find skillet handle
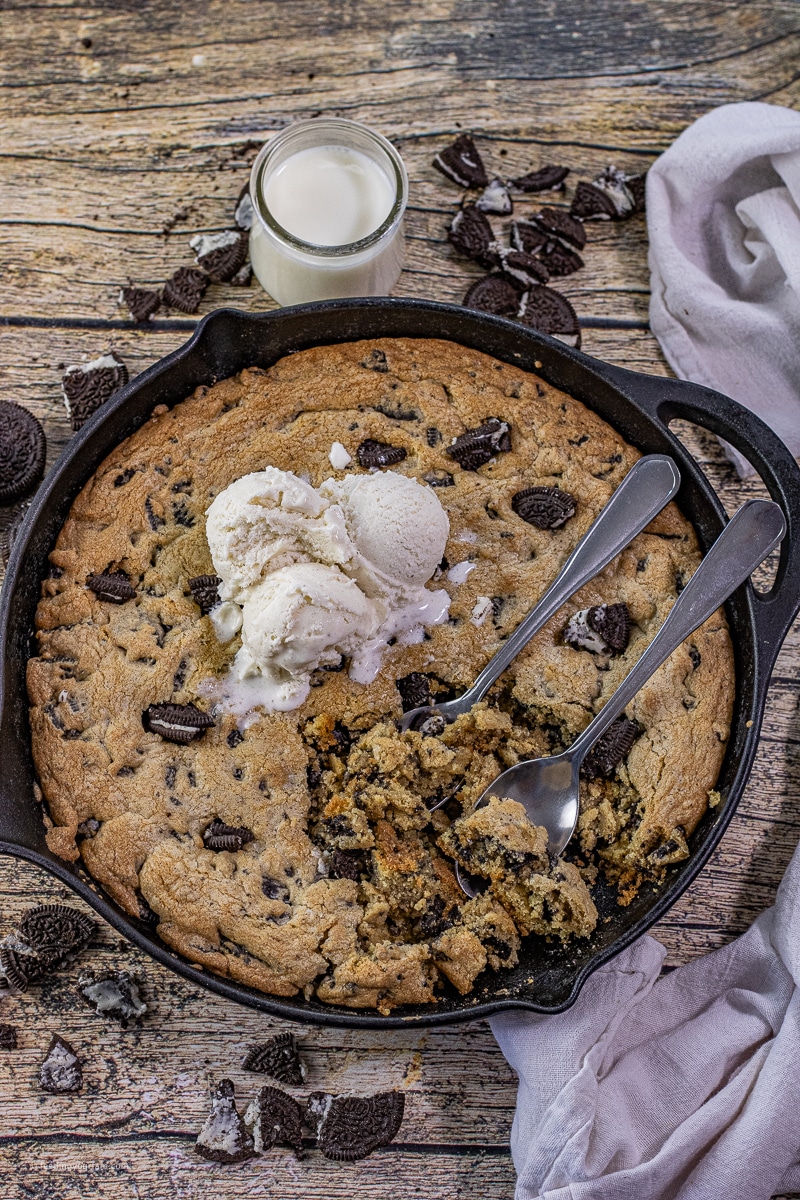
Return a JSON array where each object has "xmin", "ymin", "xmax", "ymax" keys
[{"xmin": 586, "ymin": 362, "xmax": 800, "ymax": 656}]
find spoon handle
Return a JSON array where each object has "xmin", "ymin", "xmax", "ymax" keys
[
  {"xmin": 568, "ymin": 498, "xmax": 786, "ymax": 766},
  {"xmin": 465, "ymin": 454, "xmax": 681, "ymax": 707}
]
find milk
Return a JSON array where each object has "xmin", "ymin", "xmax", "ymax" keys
[
  {"xmin": 249, "ymin": 119, "xmax": 407, "ymax": 306},
  {"xmin": 263, "ymin": 145, "xmax": 395, "ymax": 247}
]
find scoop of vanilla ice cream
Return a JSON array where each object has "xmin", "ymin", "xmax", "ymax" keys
[
  {"xmin": 205, "ymin": 467, "xmax": 355, "ymax": 599},
  {"xmin": 320, "ymin": 472, "xmax": 449, "ymax": 592},
  {"xmin": 238, "ymin": 562, "xmax": 380, "ymax": 678}
]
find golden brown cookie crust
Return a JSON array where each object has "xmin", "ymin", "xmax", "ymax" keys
[{"xmin": 27, "ymin": 337, "xmax": 734, "ymax": 1010}]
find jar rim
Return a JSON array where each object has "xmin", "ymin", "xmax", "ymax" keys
[{"xmin": 249, "ymin": 118, "xmax": 408, "ymax": 258}]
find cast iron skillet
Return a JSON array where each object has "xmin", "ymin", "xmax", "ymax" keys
[{"xmin": 2, "ymin": 299, "xmax": 799, "ymax": 1029}]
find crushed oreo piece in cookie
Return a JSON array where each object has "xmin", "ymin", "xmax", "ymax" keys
[
  {"xmin": 511, "ymin": 485, "xmax": 576, "ymax": 529},
  {"xmin": 570, "ymin": 179, "xmax": 618, "ymax": 221},
  {"xmin": 511, "ymin": 164, "xmax": 570, "ymax": 192},
  {"xmin": 0, "ymin": 402, "xmax": 46, "ymax": 503},
  {"xmin": 143, "ymin": 702, "xmax": 214, "ymax": 743},
  {"xmin": 564, "ymin": 603, "xmax": 631, "ymax": 654},
  {"xmin": 234, "ymin": 184, "xmax": 255, "ymax": 231},
  {"xmin": 476, "ymin": 178, "xmax": 512, "ymax": 215},
  {"xmin": 517, "ymin": 286, "xmax": 581, "ymax": 349},
  {"xmin": 397, "ymin": 671, "xmax": 433, "ymax": 712},
  {"xmin": 498, "ymin": 247, "xmax": 550, "ymax": 288},
  {"xmin": 86, "ymin": 570, "xmax": 136, "ymax": 604},
  {"xmin": 530, "ymin": 207, "xmax": 586, "ymax": 249},
  {"xmin": 39, "ymin": 1035, "xmax": 82, "ymax": 1093},
  {"xmin": 242, "ymin": 1032, "xmax": 305, "ymax": 1085},
  {"xmin": 162, "ymin": 266, "xmax": 209, "ymax": 313},
  {"xmin": 77, "ymin": 970, "xmax": 147, "ymax": 1026},
  {"xmin": 203, "ymin": 817, "xmax": 255, "ymax": 852},
  {"xmin": 422, "ymin": 469, "xmax": 455, "ymax": 488},
  {"xmin": 0, "ymin": 1024, "xmax": 17, "ymax": 1050},
  {"xmin": 119, "ymin": 285, "xmax": 162, "ymax": 323},
  {"xmin": 19, "ymin": 904, "xmax": 95, "ymax": 961},
  {"xmin": 582, "ymin": 716, "xmax": 640, "ymax": 778},
  {"xmin": 329, "ymin": 849, "xmax": 366, "ymax": 881},
  {"xmin": 432, "ymin": 133, "xmax": 489, "ymax": 188},
  {"xmin": 463, "ymin": 275, "xmax": 520, "ymax": 316},
  {"xmin": 190, "ymin": 230, "xmax": 249, "ymax": 282},
  {"xmin": 356, "ymin": 439, "xmax": 407, "ymax": 469},
  {"xmin": 188, "ymin": 573, "xmax": 221, "ymax": 614},
  {"xmin": 62, "ymin": 354, "xmax": 129, "ymax": 431},
  {"xmin": 509, "ymin": 219, "xmax": 549, "ymax": 256},
  {"xmin": 360, "ymin": 348, "xmax": 389, "ymax": 372},
  {"xmin": 448, "ymin": 204, "xmax": 500, "ymax": 268},
  {"xmin": 446, "ymin": 417, "xmax": 511, "ymax": 471},
  {"xmin": 196, "ymin": 1079, "xmax": 256, "ymax": 1163},
  {"xmin": 309, "ymin": 1091, "xmax": 405, "ymax": 1161},
  {"xmin": 539, "ymin": 241, "xmax": 584, "ymax": 277},
  {"xmin": 245, "ymin": 1085, "xmax": 304, "ymax": 1156}
]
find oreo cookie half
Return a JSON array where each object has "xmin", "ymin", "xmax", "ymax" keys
[
  {"xmin": 62, "ymin": 354, "xmax": 129, "ymax": 431},
  {"xmin": 511, "ymin": 164, "xmax": 570, "ymax": 192},
  {"xmin": 570, "ymin": 180, "xmax": 618, "ymax": 221},
  {"xmin": 448, "ymin": 205, "xmax": 500, "ymax": 268},
  {"xmin": 432, "ymin": 134, "xmax": 489, "ymax": 188},
  {"xmin": 39, "ymin": 1034, "xmax": 82, "ymax": 1093},
  {"xmin": 162, "ymin": 266, "xmax": 208, "ymax": 313},
  {"xmin": 498, "ymin": 248, "xmax": 550, "ymax": 289},
  {"xmin": 572, "ymin": 166, "xmax": 647, "ymax": 221},
  {"xmin": 509, "ymin": 219, "xmax": 548, "ymax": 256},
  {"xmin": 190, "ymin": 230, "xmax": 249, "ymax": 282},
  {"xmin": 19, "ymin": 904, "xmax": 95, "ymax": 962},
  {"xmin": 308, "ymin": 1091, "xmax": 405, "ymax": 1161},
  {"xmin": 196, "ymin": 1079, "xmax": 256, "ymax": 1163},
  {"xmin": 517, "ymin": 286, "xmax": 581, "ymax": 349},
  {"xmin": 463, "ymin": 275, "xmax": 520, "ymax": 316},
  {"xmin": 0, "ymin": 402, "xmax": 46, "ymax": 503},
  {"xmin": 564, "ymin": 602, "xmax": 631, "ymax": 654},
  {"xmin": 119, "ymin": 285, "xmax": 162, "ymax": 323},
  {"xmin": 476, "ymin": 178, "xmax": 512, "ymax": 215},
  {"xmin": 539, "ymin": 241, "xmax": 584, "ymax": 277},
  {"xmin": 530, "ymin": 207, "xmax": 586, "ymax": 250},
  {"xmin": 242, "ymin": 1032, "xmax": 306, "ymax": 1085},
  {"xmin": 582, "ymin": 716, "xmax": 640, "ymax": 778},
  {"xmin": 245, "ymin": 1085, "xmax": 304, "ymax": 1156}
]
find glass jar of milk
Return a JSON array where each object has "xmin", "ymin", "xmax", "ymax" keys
[{"xmin": 249, "ymin": 118, "xmax": 408, "ymax": 305}]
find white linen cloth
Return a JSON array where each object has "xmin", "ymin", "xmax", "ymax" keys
[
  {"xmin": 647, "ymin": 101, "xmax": 800, "ymax": 476},
  {"xmin": 490, "ymin": 835, "xmax": 800, "ymax": 1200}
]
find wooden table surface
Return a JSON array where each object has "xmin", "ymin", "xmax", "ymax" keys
[{"xmin": 1, "ymin": 3, "xmax": 799, "ymax": 1197}]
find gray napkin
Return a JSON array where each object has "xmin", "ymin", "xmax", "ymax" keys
[
  {"xmin": 490, "ymin": 834, "xmax": 800, "ymax": 1200},
  {"xmin": 648, "ymin": 101, "xmax": 800, "ymax": 476}
]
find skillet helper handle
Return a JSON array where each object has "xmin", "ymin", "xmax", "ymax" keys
[{"xmin": 588, "ymin": 364, "xmax": 800, "ymax": 652}]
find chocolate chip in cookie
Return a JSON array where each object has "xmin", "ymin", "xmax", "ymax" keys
[
  {"xmin": 86, "ymin": 570, "xmax": 137, "ymax": 604},
  {"xmin": 463, "ymin": 275, "xmax": 520, "ymax": 316},
  {"xmin": 242, "ymin": 1032, "xmax": 306, "ymax": 1085},
  {"xmin": 511, "ymin": 164, "xmax": 570, "ymax": 193},
  {"xmin": 77, "ymin": 970, "xmax": 147, "ymax": 1026},
  {"xmin": 196, "ymin": 1079, "xmax": 256, "ymax": 1163},
  {"xmin": 62, "ymin": 354, "xmax": 129, "ymax": 431},
  {"xmin": 448, "ymin": 205, "xmax": 500, "ymax": 268},
  {"xmin": 190, "ymin": 230, "xmax": 249, "ymax": 282},
  {"xmin": 162, "ymin": 266, "xmax": 208, "ymax": 313},
  {"xmin": 446, "ymin": 417, "xmax": 511, "ymax": 471},
  {"xmin": 0, "ymin": 1024, "xmax": 17, "ymax": 1050},
  {"xmin": 432, "ymin": 134, "xmax": 489, "ymax": 188},
  {"xmin": 308, "ymin": 1091, "xmax": 405, "ymax": 1161},
  {"xmin": 517, "ymin": 286, "xmax": 581, "ymax": 349},
  {"xmin": 245, "ymin": 1085, "xmax": 304, "ymax": 1156},
  {"xmin": 39, "ymin": 1035, "xmax": 82, "ymax": 1093},
  {"xmin": 356, "ymin": 439, "xmax": 407, "ymax": 469},
  {"xmin": 476, "ymin": 178, "xmax": 512, "ymax": 215},
  {"xmin": 188, "ymin": 573, "xmax": 221, "ymax": 614},
  {"xmin": 203, "ymin": 817, "xmax": 254, "ymax": 852},
  {"xmin": 564, "ymin": 603, "xmax": 631, "ymax": 655},
  {"xmin": 119, "ymin": 285, "xmax": 162, "ymax": 323},
  {"xmin": 329, "ymin": 849, "xmax": 367, "ymax": 881},
  {"xmin": 582, "ymin": 716, "xmax": 640, "ymax": 779},
  {"xmin": 530, "ymin": 207, "xmax": 586, "ymax": 249},
  {"xmin": 511, "ymin": 485, "xmax": 576, "ymax": 529},
  {"xmin": 0, "ymin": 402, "xmax": 47, "ymax": 502},
  {"xmin": 143, "ymin": 702, "xmax": 215, "ymax": 743}
]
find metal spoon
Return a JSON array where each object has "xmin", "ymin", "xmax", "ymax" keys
[
  {"xmin": 400, "ymin": 453, "xmax": 681, "ymax": 735},
  {"xmin": 453, "ymin": 497, "xmax": 786, "ymax": 897}
]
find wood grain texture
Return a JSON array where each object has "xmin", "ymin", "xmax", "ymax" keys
[{"xmin": 1, "ymin": 0, "xmax": 799, "ymax": 1196}]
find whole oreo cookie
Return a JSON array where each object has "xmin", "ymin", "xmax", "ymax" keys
[
  {"xmin": 0, "ymin": 402, "xmax": 46, "ymax": 503},
  {"xmin": 143, "ymin": 701, "xmax": 215, "ymax": 743}
]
